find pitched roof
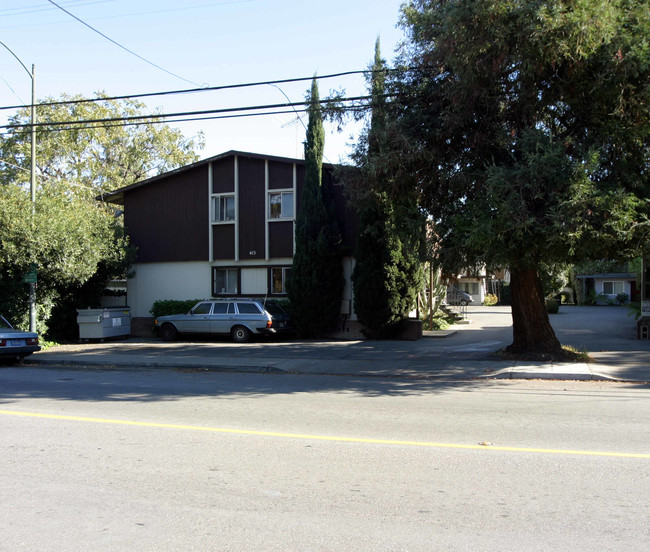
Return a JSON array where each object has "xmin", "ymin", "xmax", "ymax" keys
[{"xmin": 103, "ymin": 149, "xmax": 340, "ymax": 205}]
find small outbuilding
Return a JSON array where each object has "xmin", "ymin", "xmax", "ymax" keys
[{"xmin": 575, "ymin": 272, "xmax": 638, "ymax": 305}]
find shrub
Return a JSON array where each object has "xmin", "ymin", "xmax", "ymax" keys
[
  {"xmin": 421, "ymin": 311, "xmax": 452, "ymax": 331},
  {"xmin": 150, "ymin": 299, "xmax": 201, "ymax": 318},
  {"xmin": 483, "ymin": 293, "xmax": 498, "ymax": 306},
  {"xmin": 545, "ymin": 298, "xmax": 560, "ymax": 314},
  {"xmin": 616, "ymin": 292, "xmax": 629, "ymax": 305},
  {"xmin": 627, "ymin": 302, "xmax": 641, "ymax": 320}
]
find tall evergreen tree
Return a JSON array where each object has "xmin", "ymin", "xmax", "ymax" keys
[
  {"xmin": 351, "ymin": 39, "xmax": 424, "ymax": 338},
  {"xmin": 288, "ymin": 78, "xmax": 344, "ymax": 337}
]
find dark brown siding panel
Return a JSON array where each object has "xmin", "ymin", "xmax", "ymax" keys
[
  {"xmin": 268, "ymin": 160, "xmax": 293, "ymax": 190},
  {"xmin": 295, "ymin": 164, "xmax": 305, "ymax": 209},
  {"xmin": 212, "ymin": 225, "xmax": 235, "ymax": 260},
  {"xmin": 238, "ymin": 156, "xmax": 266, "ymax": 260},
  {"xmin": 212, "ymin": 157, "xmax": 234, "ymax": 193},
  {"xmin": 124, "ymin": 165, "xmax": 208, "ymax": 262},
  {"xmin": 269, "ymin": 221, "xmax": 293, "ymax": 258},
  {"xmin": 330, "ymin": 181, "xmax": 358, "ymax": 254}
]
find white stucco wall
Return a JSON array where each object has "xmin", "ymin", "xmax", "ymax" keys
[
  {"xmin": 127, "ymin": 262, "xmax": 212, "ymax": 318},
  {"xmin": 127, "ymin": 257, "xmax": 358, "ymax": 319}
]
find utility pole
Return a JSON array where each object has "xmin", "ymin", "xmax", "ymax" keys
[
  {"xmin": 1, "ymin": 42, "xmax": 37, "ymax": 332},
  {"xmin": 29, "ymin": 63, "xmax": 37, "ymax": 332}
]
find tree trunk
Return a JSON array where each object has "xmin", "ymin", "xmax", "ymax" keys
[{"xmin": 508, "ymin": 265, "xmax": 562, "ymax": 354}]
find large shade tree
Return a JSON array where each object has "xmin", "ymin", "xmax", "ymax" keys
[
  {"xmin": 382, "ymin": 0, "xmax": 650, "ymax": 355},
  {"xmin": 0, "ymin": 94, "xmax": 203, "ymax": 333}
]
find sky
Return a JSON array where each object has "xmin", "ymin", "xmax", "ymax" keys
[{"xmin": 0, "ymin": 0, "xmax": 408, "ymax": 164}]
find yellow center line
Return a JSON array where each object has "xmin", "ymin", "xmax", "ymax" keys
[{"xmin": 2, "ymin": 409, "xmax": 649, "ymax": 459}]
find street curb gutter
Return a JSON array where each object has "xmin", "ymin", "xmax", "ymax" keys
[
  {"xmin": 27, "ymin": 358, "xmax": 292, "ymax": 375},
  {"xmin": 24, "ymin": 358, "xmax": 643, "ymax": 382}
]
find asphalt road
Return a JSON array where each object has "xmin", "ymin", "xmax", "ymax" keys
[{"xmin": 1, "ymin": 366, "xmax": 649, "ymax": 551}]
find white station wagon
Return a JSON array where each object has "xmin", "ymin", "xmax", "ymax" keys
[{"xmin": 154, "ymin": 299, "xmax": 279, "ymax": 343}]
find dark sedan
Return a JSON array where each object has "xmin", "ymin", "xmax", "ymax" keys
[{"xmin": 0, "ymin": 315, "xmax": 41, "ymax": 362}]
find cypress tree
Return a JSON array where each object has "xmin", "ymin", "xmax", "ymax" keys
[
  {"xmin": 352, "ymin": 39, "xmax": 424, "ymax": 338},
  {"xmin": 288, "ymin": 77, "xmax": 344, "ymax": 337}
]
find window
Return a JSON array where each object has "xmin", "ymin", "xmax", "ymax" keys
[
  {"xmin": 212, "ymin": 303, "xmax": 228, "ymax": 314},
  {"xmin": 269, "ymin": 191, "xmax": 293, "ymax": 219},
  {"xmin": 213, "ymin": 268, "xmax": 238, "ymax": 295},
  {"xmin": 192, "ymin": 302, "xmax": 213, "ymax": 315},
  {"xmin": 603, "ymin": 281, "xmax": 624, "ymax": 295},
  {"xmin": 212, "ymin": 195, "xmax": 235, "ymax": 222},
  {"xmin": 236, "ymin": 302, "xmax": 262, "ymax": 314},
  {"xmin": 460, "ymin": 282, "xmax": 479, "ymax": 295},
  {"xmin": 271, "ymin": 267, "xmax": 291, "ymax": 294}
]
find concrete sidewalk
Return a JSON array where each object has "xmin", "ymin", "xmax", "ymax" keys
[
  {"xmin": 27, "ymin": 339, "xmax": 650, "ymax": 383},
  {"xmin": 25, "ymin": 306, "xmax": 650, "ymax": 382}
]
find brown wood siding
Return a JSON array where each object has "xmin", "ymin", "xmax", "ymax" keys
[
  {"xmin": 295, "ymin": 164, "xmax": 305, "ymax": 209},
  {"xmin": 238, "ymin": 156, "xmax": 266, "ymax": 260},
  {"xmin": 326, "ymin": 170, "xmax": 358, "ymax": 254},
  {"xmin": 269, "ymin": 221, "xmax": 294, "ymax": 258},
  {"xmin": 212, "ymin": 157, "xmax": 234, "ymax": 193},
  {"xmin": 124, "ymin": 165, "xmax": 208, "ymax": 262},
  {"xmin": 212, "ymin": 224, "xmax": 235, "ymax": 260},
  {"xmin": 268, "ymin": 159, "xmax": 293, "ymax": 190}
]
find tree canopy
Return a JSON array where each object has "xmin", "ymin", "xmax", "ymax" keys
[
  {"xmin": 0, "ymin": 94, "xmax": 203, "ymax": 333},
  {"xmin": 1, "ymin": 93, "xmax": 203, "ymax": 198},
  {"xmin": 377, "ymin": 0, "xmax": 650, "ymax": 355}
]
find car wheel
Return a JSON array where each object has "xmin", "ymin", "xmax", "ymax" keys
[
  {"xmin": 231, "ymin": 325, "xmax": 252, "ymax": 343},
  {"xmin": 160, "ymin": 323, "xmax": 179, "ymax": 341},
  {"xmin": 460, "ymin": 299, "xmax": 468, "ymax": 306}
]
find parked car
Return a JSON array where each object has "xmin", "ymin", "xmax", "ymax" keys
[
  {"xmin": 446, "ymin": 286, "xmax": 474, "ymax": 306},
  {"xmin": 263, "ymin": 300, "xmax": 294, "ymax": 336},
  {"xmin": 154, "ymin": 298, "xmax": 285, "ymax": 343},
  {"xmin": 0, "ymin": 315, "xmax": 41, "ymax": 362}
]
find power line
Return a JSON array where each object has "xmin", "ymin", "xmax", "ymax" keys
[
  {"xmin": 2, "ymin": 94, "xmax": 381, "ymax": 131},
  {"xmin": 45, "ymin": 0, "xmax": 202, "ymax": 87},
  {"xmin": 1, "ymin": 102, "xmax": 372, "ymax": 141},
  {"xmin": 0, "ymin": 68, "xmax": 398, "ymax": 112},
  {"xmin": 4, "ymin": 108, "xmax": 311, "ymax": 137}
]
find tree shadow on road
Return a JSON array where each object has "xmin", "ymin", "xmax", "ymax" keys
[{"xmin": 0, "ymin": 363, "xmax": 505, "ymax": 404}]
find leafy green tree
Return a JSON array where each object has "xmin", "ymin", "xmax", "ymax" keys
[
  {"xmin": 288, "ymin": 78, "xmax": 344, "ymax": 337},
  {"xmin": 0, "ymin": 94, "xmax": 203, "ymax": 334},
  {"xmin": 1, "ymin": 93, "xmax": 203, "ymax": 197},
  {"xmin": 381, "ymin": 0, "xmax": 650, "ymax": 355},
  {"xmin": 352, "ymin": 39, "xmax": 424, "ymax": 338}
]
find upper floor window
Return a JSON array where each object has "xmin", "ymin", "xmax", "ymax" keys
[
  {"xmin": 212, "ymin": 194, "xmax": 235, "ymax": 222},
  {"xmin": 269, "ymin": 191, "xmax": 293, "ymax": 219}
]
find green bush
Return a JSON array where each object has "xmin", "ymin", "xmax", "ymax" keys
[
  {"xmin": 627, "ymin": 302, "xmax": 641, "ymax": 320},
  {"xmin": 545, "ymin": 298, "xmax": 560, "ymax": 314},
  {"xmin": 421, "ymin": 311, "xmax": 452, "ymax": 331},
  {"xmin": 483, "ymin": 293, "xmax": 498, "ymax": 306},
  {"xmin": 150, "ymin": 299, "xmax": 202, "ymax": 318},
  {"xmin": 616, "ymin": 292, "xmax": 629, "ymax": 305}
]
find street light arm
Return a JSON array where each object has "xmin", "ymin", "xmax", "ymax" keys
[{"xmin": 0, "ymin": 40, "xmax": 33, "ymax": 81}]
